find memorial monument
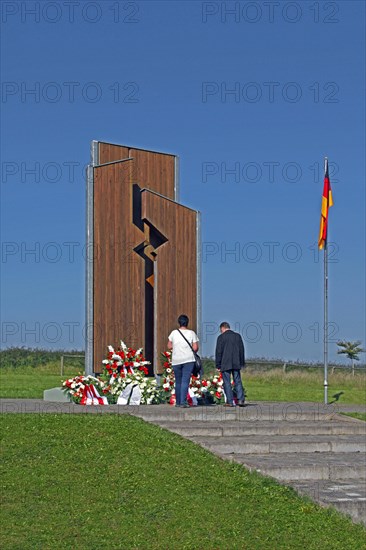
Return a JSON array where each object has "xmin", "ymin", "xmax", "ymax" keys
[{"xmin": 85, "ymin": 141, "xmax": 201, "ymax": 376}]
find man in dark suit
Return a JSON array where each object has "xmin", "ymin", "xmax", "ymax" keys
[{"xmin": 215, "ymin": 321, "xmax": 246, "ymax": 407}]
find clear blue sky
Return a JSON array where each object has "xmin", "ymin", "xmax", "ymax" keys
[{"xmin": 1, "ymin": 1, "xmax": 365, "ymax": 363}]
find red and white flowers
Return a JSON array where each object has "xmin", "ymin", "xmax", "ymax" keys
[
  {"xmin": 62, "ymin": 375, "xmax": 106, "ymax": 404},
  {"xmin": 161, "ymin": 351, "xmax": 176, "ymax": 403},
  {"xmin": 107, "ymin": 368, "xmax": 161, "ymax": 405},
  {"xmin": 102, "ymin": 341, "xmax": 150, "ymax": 380},
  {"xmin": 205, "ymin": 372, "xmax": 225, "ymax": 404},
  {"xmin": 63, "ymin": 341, "xmax": 237, "ymax": 406},
  {"xmin": 63, "ymin": 341, "xmax": 162, "ymax": 405},
  {"xmin": 160, "ymin": 351, "xmax": 227, "ymax": 405}
]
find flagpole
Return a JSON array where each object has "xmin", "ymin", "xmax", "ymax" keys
[
  {"xmin": 324, "ymin": 239, "xmax": 328, "ymax": 404},
  {"xmin": 323, "ymin": 156, "xmax": 328, "ymax": 405}
]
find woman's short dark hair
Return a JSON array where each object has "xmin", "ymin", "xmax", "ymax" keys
[{"xmin": 178, "ymin": 314, "xmax": 189, "ymax": 327}]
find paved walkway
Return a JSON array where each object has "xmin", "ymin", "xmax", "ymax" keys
[
  {"xmin": 1, "ymin": 398, "xmax": 365, "ymax": 415},
  {"xmin": 2, "ymin": 399, "xmax": 365, "ymax": 526}
]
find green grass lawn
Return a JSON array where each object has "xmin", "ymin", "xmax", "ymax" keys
[
  {"xmin": 244, "ymin": 369, "xmax": 366, "ymax": 405},
  {"xmin": 1, "ymin": 414, "xmax": 365, "ymax": 550},
  {"xmin": 342, "ymin": 412, "xmax": 366, "ymax": 422},
  {"xmin": 0, "ymin": 364, "xmax": 81, "ymax": 399},
  {"xmin": 1, "ymin": 364, "xmax": 365, "ymax": 405}
]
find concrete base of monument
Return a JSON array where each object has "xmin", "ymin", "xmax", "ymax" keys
[{"xmin": 43, "ymin": 387, "xmax": 71, "ymax": 402}]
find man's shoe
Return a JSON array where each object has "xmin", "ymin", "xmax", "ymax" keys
[
  {"xmin": 180, "ymin": 403, "xmax": 189, "ymax": 408},
  {"xmin": 238, "ymin": 401, "xmax": 246, "ymax": 407},
  {"xmin": 223, "ymin": 403, "xmax": 235, "ymax": 407}
]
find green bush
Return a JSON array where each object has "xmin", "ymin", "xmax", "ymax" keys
[{"xmin": 0, "ymin": 347, "xmax": 84, "ymax": 370}]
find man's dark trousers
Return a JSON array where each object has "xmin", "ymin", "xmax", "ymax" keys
[{"xmin": 222, "ymin": 370, "xmax": 245, "ymax": 404}]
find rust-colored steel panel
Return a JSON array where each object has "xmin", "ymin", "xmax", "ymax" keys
[
  {"xmin": 91, "ymin": 141, "xmax": 196, "ymax": 375},
  {"xmin": 98, "ymin": 141, "xmax": 176, "ymax": 199},
  {"xmin": 98, "ymin": 142, "xmax": 130, "ymax": 164},
  {"xmin": 93, "ymin": 159, "xmax": 146, "ymax": 372},
  {"xmin": 141, "ymin": 190, "xmax": 198, "ymax": 374},
  {"xmin": 128, "ymin": 148, "xmax": 176, "ymax": 200}
]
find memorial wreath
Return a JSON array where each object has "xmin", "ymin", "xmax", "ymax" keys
[{"xmin": 63, "ymin": 341, "xmax": 163, "ymax": 405}]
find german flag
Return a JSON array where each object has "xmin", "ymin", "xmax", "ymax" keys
[{"xmin": 318, "ymin": 158, "xmax": 334, "ymax": 249}]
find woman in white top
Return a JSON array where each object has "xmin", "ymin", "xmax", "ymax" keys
[{"xmin": 168, "ymin": 314, "xmax": 199, "ymax": 408}]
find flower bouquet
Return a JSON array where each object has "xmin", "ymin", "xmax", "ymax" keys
[
  {"xmin": 100, "ymin": 341, "xmax": 163, "ymax": 405},
  {"xmin": 161, "ymin": 351, "xmax": 214, "ymax": 406},
  {"xmin": 204, "ymin": 372, "xmax": 226, "ymax": 404},
  {"xmin": 161, "ymin": 351, "xmax": 176, "ymax": 404},
  {"xmin": 63, "ymin": 340, "xmax": 163, "ymax": 405},
  {"xmin": 62, "ymin": 375, "xmax": 107, "ymax": 404}
]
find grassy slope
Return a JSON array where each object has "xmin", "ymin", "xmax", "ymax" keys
[{"xmin": 1, "ymin": 414, "xmax": 365, "ymax": 550}]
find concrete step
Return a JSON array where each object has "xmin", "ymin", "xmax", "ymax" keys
[
  {"xmin": 187, "ymin": 435, "xmax": 366, "ymax": 455},
  {"xmin": 225, "ymin": 452, "xmax": 366, "ymax": 481},
  {"xmin": 290, "ymin": 480, "xmax": 366, "ymax": 526},
  {"xmin": 133, "ymin": 403, "xmax": 344, "ymax": 423},
  {"xmin": 156, "ymin": 420, "xmax": 366, "ymax": 438}
]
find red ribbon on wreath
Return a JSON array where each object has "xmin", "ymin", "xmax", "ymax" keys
[{"xmin": 80, "ymin": 384, "xmax": 108, "ymax": 405}]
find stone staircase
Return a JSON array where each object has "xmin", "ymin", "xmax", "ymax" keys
[{"xmin": 132, "ymin": 402, "xmax": 366, "ymax": 526}]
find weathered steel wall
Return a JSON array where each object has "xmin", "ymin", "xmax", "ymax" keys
[{"xmin": 89, "ymin": 141, "xmax": 198, "ymax": 374}]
